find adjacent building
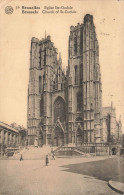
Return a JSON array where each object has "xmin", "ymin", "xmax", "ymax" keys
[
  {"xmin": 0, "ymin": 121, "xmax": 27, "ymax": 155},
  {"xmin": 102, "ymin": 104, "xmax": 122, "ymax": 143}
]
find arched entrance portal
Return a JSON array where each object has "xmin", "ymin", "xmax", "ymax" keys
[
  {"xmin": 54, "ymin": 127, "xmax": 64, "ymax": 146},
  {"xmin": 38, "ymin": 131, "xmax": 44, "ymax": 147},
  {"xmin": 76, "ymin": 128, "xmax": 83, "ymax": 145}
]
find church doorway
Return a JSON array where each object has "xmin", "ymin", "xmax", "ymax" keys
[
  {"xmin": 112, "ymin": 147, "xmax": 116, "ymax": 155},
  {"xmin": 53, "ymin": 127, "xmax": 64, "ymax": 146},
  {"xmin": 76, "ymin": 128, "xmax": 83, "ymax": 145},
  {"xmin": 38, "ymin": 131, "xmax": 44, "ymax": 147}
]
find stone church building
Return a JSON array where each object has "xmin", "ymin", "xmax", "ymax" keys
[{"xmin": 27, "ymin": 14, "xmax": 104, "ymax": 146}]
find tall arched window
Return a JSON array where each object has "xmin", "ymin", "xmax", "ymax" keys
[
  {"xmin": 75, "ymin": 66, "xmax": 78, "ymax": 85},
  {"xmin": 80, "ymin": 64, "xmax": 83, "ymax": 83},
  {"xmin": 77, "ymin": 92, "xmax": 82, "ymax": 111},
  {"xmin": 80, "ymin": 29, "xmax": 83, "ymax": 54},
  {"xmin": 40, "ymin": 95, "xmax": 44, "ymax": 117},
  {"xmin": 54, "ymin": 97, "xmax": 66, "ymax": 123},
  {"xmin": 74, "ymin": 36, "xmax": 77, "ymax": 54},
  {"xmin": 44, "ymin": 48, "xmax": 46, "ymax": 65},
  {"xmin": 39, "ymin": 48, "xmax": 42, "ymax": 68},
  {"xmin": 39, "ymin": 76, "xmax": 42, "ymax": 93}
]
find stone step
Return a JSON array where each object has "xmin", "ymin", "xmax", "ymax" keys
[{"xmin": 10, "ymin": 146, "xmax": 52, "ymax": 160}]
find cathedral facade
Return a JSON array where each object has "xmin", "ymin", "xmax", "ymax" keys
[{"xmin": 27, "ymin": 14, "xmax": 102, "ymax": 146}]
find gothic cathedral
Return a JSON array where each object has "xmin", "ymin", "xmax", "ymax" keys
[{"xmin": 27, "ymin": 14, "xmax": 102, "ymax": 146}]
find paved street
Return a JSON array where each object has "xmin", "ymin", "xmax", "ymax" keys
[
  {"xmin": 62, "ymin": 156, "xmax": 124, "ymax": 183},
  {"xmin": 0, "ymin": 156, "xmax": 121, "ymax": 195}
]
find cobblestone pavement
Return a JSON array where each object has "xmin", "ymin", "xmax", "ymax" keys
[{"xmin": 0, "ymin": 157, "xmax": 120, "ymax": 195}]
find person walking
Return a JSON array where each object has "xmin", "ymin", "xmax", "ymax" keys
[
  {"xmin": 20, "ymin": 154, "xmax": 23, "ymax": 161},
  {"xmin": 46, "ymin": 155, "xmax": 49, "ymax": 166},
  {"xmin": 52, "ymin": 153, "xmax": 55, "ymax": 160}
]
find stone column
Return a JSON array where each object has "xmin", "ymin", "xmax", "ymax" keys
[
  {"xmin": 19, "ymin": 134, "xmax": 21, "ymax": 146},
  {"xmin": 68, "ymin": 123, "xmax": 73, "ymax": 144},
  {"xmin": 72, "ymin": 132, "xmax": 74, "ymax": 144},
  {"xmin": 15, "ymin": 135, "xmax": 17, "ymax": 145},
  {"xmin": 64, "ymin": 133, "xmax": 67, "ymax": 145},
  {"xmin": 8, "ymin": 133, "xmax": 10, "ymax": 146},
  {"xmin": 12, "ymin": 134, "xmax": 14, "ymax": 146},
  {"xmin": 75, "ymin": 131, "xmax": 77, "ymax": 145},
  {"xmin": 13, "ymin": 134, "xmax": 16, "ymax": 145},
  {"xmin": 43, "ymin": 132, "xmax": 46, "ymax": 145},
  {"xmin": 16, "ymin": 135, "xmax": 18, "ymax": 145},
  {"xmin": 13, "ymin": 134, "xmax": 15, "ymax": 145},
  {"xmin": 88, "ymin": 131, "xmax": 90, "ymax": 143},
  {"xmin": 5, "ymin": 131, "xmax": 8, "ymax": 146},
  {"xmin": 1, "ymin": 129, "xmax": 4, "ymax": 144},
  {"xmin": 1, "ymin": 129, "xmax": 4, "ymax": 155},
  {"xmin": 91, "ymin": 130, "xmax": 94, "ymax": 143},
  {"xmin": 10, "ymin": 133, "xmax": 12, "ymax": 146},
  {"xmin": 17, "ymin": 135, "xmax": 19, "ymax": 145}
]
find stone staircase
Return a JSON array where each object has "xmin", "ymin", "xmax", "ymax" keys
[
  {"xmin": 9, "ymin": 145, "xmax": 51, "ymax": 160},
  {"xmin": 74, "ymin": 149, "xmax": 85, "ymax": 155},
  {"xmin": 53, "ymin": 146, "xmax": 85, "ymax": 156},
  {"xmin": 8, "ymin": 145, "xmax": 95, "ymax": 160}
]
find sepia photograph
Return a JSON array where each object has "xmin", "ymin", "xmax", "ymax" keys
[{"xmin": 0, "ymin": 0, "xmax": 124, "ymax": 194}]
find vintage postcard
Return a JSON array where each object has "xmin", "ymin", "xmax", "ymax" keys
[{"xmin": 0, "ymin": 0, "xmax": 124, "ymax": 194}]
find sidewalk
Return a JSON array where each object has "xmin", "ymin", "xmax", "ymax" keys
[{"xmin": 108, "ymin": 180, "xmax": 124, "ymax": 194}]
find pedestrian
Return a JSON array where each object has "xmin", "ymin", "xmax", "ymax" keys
[
  {"xmin": 20, "ymin": 154, "xmax": 23, "ymax": 161},
  {"xmin": 52, "ymin": 153, "xmax": 55, "ymax": 160},
  {"xmin": 46, "ymin": 155, "xmax": 49, "ymax": 166}
]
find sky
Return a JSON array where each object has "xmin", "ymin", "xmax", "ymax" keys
[{"xmin": 0, "ymin": 0, "xmax": 124, "ymax": 132}]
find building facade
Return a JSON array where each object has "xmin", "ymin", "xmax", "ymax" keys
[
  {"xmin": 27, "ymin": 14, "xmax": 103, "ymax": 146},
  {"xmin": 102, "ymin": 104, "xmax": 122, "ymax": 143},
  {"xmin": 0, "ymin": 121, "xmax": 26, "ymax": 155}
]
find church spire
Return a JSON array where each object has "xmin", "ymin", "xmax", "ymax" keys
[{"xmin": 45, "ymin": 30, "xmax": 46, "ymax": 39}]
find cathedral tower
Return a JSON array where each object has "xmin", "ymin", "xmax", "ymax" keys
[
  {"xmin": 68, "ymin": 14, "xmax": 102, "ymax": 144},
  {"xmin": 27, "ymin": 36, "xmax": 63, "ymax": 145}
]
